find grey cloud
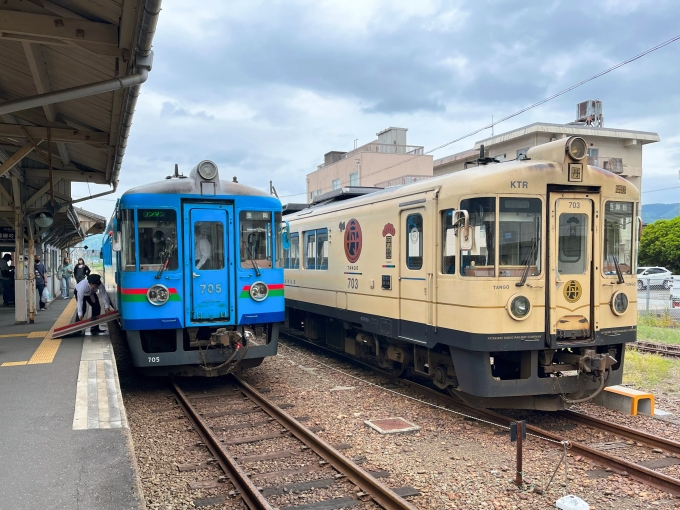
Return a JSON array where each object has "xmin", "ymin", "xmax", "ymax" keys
[{"xmin": 160, "ymin": 101, "xmax": 215, "ymax": 121}]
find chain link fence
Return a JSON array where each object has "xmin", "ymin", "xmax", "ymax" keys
[{"xmin": 637, "ymin": 276, "xmax": 680, "ymax": 322}]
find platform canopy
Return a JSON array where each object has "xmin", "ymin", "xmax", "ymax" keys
[{"xmin": 0, "ymin": 0, "xmax": 160, "ymax": 249}]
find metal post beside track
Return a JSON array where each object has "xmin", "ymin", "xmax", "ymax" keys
[{"xmin": 510, "ymin": 421, "xmax": 526, "ymax": 487}]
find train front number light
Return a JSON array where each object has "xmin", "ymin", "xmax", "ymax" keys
[
  {"xmin": 610, "ymin": 291, "xmax": 629, "ymax": 316},
  {"xmin": 507, "ymin": 295, "xmax": 531, "ymax": 321},
  {"xmin": 147, "ymin": 284, "xmax": 170, "ymax": 306},
  {"xmin": 250, "ymin": 282, "xmax": 269, "ymax": 302}
]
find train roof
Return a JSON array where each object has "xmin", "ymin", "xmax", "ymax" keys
[
  {"xmin": 121, "ymin": 160, "xmax": 271, "ymax": 199},
  {"xmin": 283, "ymin": 138, "xmax": 639, "ymax": 221}
]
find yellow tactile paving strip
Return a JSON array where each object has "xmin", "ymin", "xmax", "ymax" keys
[
  {"xmin": 2, "ymin": 361, "xmax": 27, "ymax": 366},
  {"xmin": 27, "ymin": 331, "xmax": 49, "ymax": 338},
  {"xmin": 0, "ymin": 333, "xmax": 29, "ymax": 339},
  {"xmin": 26, "ymin": 299, "xmax": 78, "ymax": 365}
]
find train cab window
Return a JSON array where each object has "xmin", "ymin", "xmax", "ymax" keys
[
  {"xmin": 120, "ymin": 209, "xmax": 136, "ymax": 271},
  {"xmin": 240, "ymin": 211, "xmax": 273, "ymax": 270},
  {"xmin": 603, "ymin": 201, "xmax": 633, "ymax": 275},
  {"xmin": 289, "ymin": 233, "xmax": 300, "ymax": 269},
  {"xmin": 558, "ymin": 213, "xmax": 588, "ymax": 275},
  {"xmin": 460, "ymin": 197, "xmax": 495, "ymax": 277},
  {"xmin": 406, "ymin": 214, "xmax": 423, "ymax": 270},
  {"xmin": 195, "ymin": 222, "xmax": 224, "ymax": 269},
  {"xmin": 499, "ymin": 198, "xmax": 541, "ymax": 277},
  {"xmin": 441, "ymin": 210, "xmax": 456, "ymax": 274},
  {"xmin": 138, "ymin": 209, "xmax": 178, "ymax": 271},
  {"xmin": 304, "ymin": 229, "xmax": 328, "ymax": 270},
  {"xmin": 275, "ymin": 213, "xmax": 285, "ymax": 269}
]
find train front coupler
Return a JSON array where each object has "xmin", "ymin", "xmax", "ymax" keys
[{"xmin": 560, "ymin": 349, "xmax": 617, "ymax": 404}]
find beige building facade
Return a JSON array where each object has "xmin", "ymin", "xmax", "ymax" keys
[
  {"xmin": 433, "ymin": 122, "xmax": 660, "ymax": 191},
  {"xmin": 306, "ymin": 127, "xmax": 433, "ymax": 202}
]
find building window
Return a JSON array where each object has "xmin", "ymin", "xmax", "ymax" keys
[
  {"xmin": 406, "ymin": 214, "xmax": 423, "ymax": 270},
  {"xmin": 317, "ymin": 189, "xmax": 322, "ymax": 197},
  {"xmin": 516, "ymin": 148, "xmax": 529, "ymax": 160},
  {"xmin": 588, "ymin": 148, "xmax": 599, "ymax": 157},
  {"xmin": 349, "ymin": 172, "xmax": 359, "ymax": 186},
  {"xmin": 310, "ymin": 191, "xmax": 314, "ymax": 200},
  {"xmin": 494, "ymin": 154, "xmax": 506, "ymax": 162},
  {"xmin": 332, "ymin": 179, "xmax": 340, "ymax": 191},
  {"xmin": 304, "ymin": 229, "xmax": 329, "ymax": 270}
]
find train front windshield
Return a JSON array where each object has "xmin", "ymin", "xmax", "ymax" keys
[{"xmin": 240, "ymin": 211, "xmax": 273, "ymax": 270}]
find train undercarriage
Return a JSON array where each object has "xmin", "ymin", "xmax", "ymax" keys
[{"xmin": 288, "ymin": 309, "xmax": 624, "ymax": 411}]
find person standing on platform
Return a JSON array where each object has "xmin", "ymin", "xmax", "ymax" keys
[
  {"xmin": 75, "ymin": 274, "xmax": 112, "ymax": 334},
  {"xmin": 73, "ymin": 257, "xmax": 91, "ymax": 296},
  {"xmin": 57, "ymin": 257, "xmax": 73, "ymax": 299},
  {"xmin": 34, "ymin": 255, "xmax": 47, "ymax": 311},
  {"xmin": 0, "ymin": 253, "xmax": 11, "ymax": 306}
]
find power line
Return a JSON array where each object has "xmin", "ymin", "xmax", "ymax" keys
[
  {"xmin": 642, "ymin": 185, "xmax": 680, "ymax": 194},
  {"xmin": 281, "ymin": 33, "xmax": 680, "ymax": 199}
]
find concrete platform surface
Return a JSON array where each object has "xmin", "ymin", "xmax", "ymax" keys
[{"xmin": 0, "ymin": 297, "xmax": 142, "ymax": 510}]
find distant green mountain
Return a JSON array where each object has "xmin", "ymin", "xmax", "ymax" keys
[{"xmin": 641, "ymin": 203, "xmax": 679, "ymax": 224}]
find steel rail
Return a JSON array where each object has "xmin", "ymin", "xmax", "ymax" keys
[
  {"xmin": 232, "ymin": 374, "xmax": 419, "ymax": 510},
  {"xmin": 171, "ymin": 382, "xmax": 273, "ymax": 510},
  {"xmin": 557, "ymin": 410, "xmax": 680, "ymax": 455},
  {"xmin": 632, "ymin": 341, "xmax": 680, "ymax": 358},
  {"xmin": 279, "ymin": 331, "xmax": 680, "ymax": 496}
]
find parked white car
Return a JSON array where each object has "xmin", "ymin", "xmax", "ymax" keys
[{"xmin": 637, "ymin": 266, "xmax": 673, "ymax": 290}]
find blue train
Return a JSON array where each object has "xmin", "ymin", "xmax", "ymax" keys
[{"xmin": 102, "ymin": 161, "xmax": 284, "ymax": 376}]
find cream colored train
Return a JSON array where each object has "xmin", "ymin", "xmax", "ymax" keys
[{"xmin": 282, "ymin": 137, "xmax": 638, "ymax": 410}]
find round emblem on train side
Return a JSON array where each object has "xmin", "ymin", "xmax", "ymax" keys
[
  {"xmin": 344, "ymin": 218, "xmax": 362, "ymax": 263},
  {"xmin": 563, "ymin": 280, "xmax": 582, "ymax": 303}
]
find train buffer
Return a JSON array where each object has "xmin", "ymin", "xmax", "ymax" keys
[
  {"xmin": 52, "ymin": 310, "xmax": 120, "ymax": 339},
  {"xmin": 594, "ymin": 385, "xmax": 654, "ymax": 416}
]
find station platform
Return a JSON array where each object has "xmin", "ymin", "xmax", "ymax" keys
[{"xmin": 0, "ymin": 297, "xmax": 142, "ymax": 510}]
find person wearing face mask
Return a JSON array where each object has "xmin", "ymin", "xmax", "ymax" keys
[
  {"xmin": 73, "ymin": 258, "xmax": 91, "ymax": 285},
  {"xmin": 34, "ymin": 255, "xmax": 47, "ymax": 311},
  {"xmin": 57, "ymin": 257, "xmax": 73, "ymax": 299}
]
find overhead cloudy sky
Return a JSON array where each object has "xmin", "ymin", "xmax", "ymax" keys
[{"xmin": 73, "ymin": 0, "xmax": 680, "ymax": 218}]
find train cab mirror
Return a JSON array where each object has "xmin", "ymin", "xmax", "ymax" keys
[
  {"xmin": 637, "ymin": 216, "xmax": 642, "ymax": 241},
  {"xmin": 453, "ymin": 210, "xmax": 473, "ymax": 251},
  {"xmin": 112, "ymin": 232, "xmax": 122, "ymax": 252}
]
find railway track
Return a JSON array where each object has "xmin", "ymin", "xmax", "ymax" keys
[
  {"xmin": 279, "ymin": 330, "xmax": 680, "ymax": 497},
  {"xmin": 171, "ymin": 375, "xmax": 420, "ymax": 510},
  {"xmin": 632, "ymin": 340, "xmax": 680, "ymax": 358}
]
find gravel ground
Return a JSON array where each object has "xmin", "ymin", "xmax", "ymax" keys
[
  {"xmin": 235, "ymin": 338, "xmax": 680, "ymax": 509},
  {"xmin": 110, "ymin": 317, "xmax": 680, "ymax": 509}
]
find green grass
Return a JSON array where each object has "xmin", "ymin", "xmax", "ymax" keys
[
  {"xmin": 637, "ymin": 324, "xmax": 680, "ymax": 345},
  {"xmin": 623, "ymin": 349, "xmax": 680, "ymax": 393}
]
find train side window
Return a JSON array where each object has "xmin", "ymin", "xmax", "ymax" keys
[
  {"xmin": 289, "ymin": 233, "xmax": 300, "ymax": 269},
  {"xmin": 275, "ymin": 213, "xmax": 285, "ymax": 269},
  {"xmin": 499, "ymin": 198, "xmax": 541, "ymax": 277},
  {"xmin": 441, "ymin": 210, "xmax": 456, "ymax": 274},
  {"xmin": 120, "ymin": 209, "xmax": 136, "ymax": 271},
  {"xmin": 240, "ymin": 211, "xmax": 273, "ymax": 270},
  {"xmin": 304, "ymin": 230, "xmax": 316, "ymax": 269},
  {"xmin": 195, "ymin": 222, "xmax": 224, "ymax": 270},
  {"xmin": 460, "ymin": 197, "xmax": 496, "ymax": 277},
  {"xmin": 603, "ymin": 201, "xmax": 633, "ymax": 275},
  {"xmin": 138, "ymin": 209, "xmax": 178, "ymax": 271},
  {"xmin": 558, "ymin": 213, "xmax": 587, "ymax": 274},
  {"xmin": 406, "ymin": 214, "xmax": 423, "ymax": 270},
  {"xmin": 316, "ymin": 229, "xmax": 329, "ymax": 270}
]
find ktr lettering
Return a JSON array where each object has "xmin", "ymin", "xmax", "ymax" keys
[{"xmin": 510, "ymin": 181, "xmax": 528, "ymax": 189}]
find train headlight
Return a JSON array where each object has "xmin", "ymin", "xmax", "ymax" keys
[
  {"xmin": 566, "ymin": 137, "xmax": 587, "ymax": 160},
  {"xmin": 249, "ymin": 281, "xmax": 268, "ymax": 302},
  {"xmin": 197, "ymin": 160, "xmax": 218, "ymax": 180},
  {"xmin": 147, "ymin": 284, "xmax": 170, "ymax": 306},
  {"xmin": 507, "ymin": 295, "xmax": 531, "ymax": 321},
  {"xmin": 610, "ymin": 291, "xmax": 629, "ymax": 316}
]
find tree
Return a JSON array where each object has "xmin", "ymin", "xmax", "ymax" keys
[{"xmin": 638, "ymin": 216, "xmax": 680, "ymax": 274}]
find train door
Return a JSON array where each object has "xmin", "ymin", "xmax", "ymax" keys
[
  {"xmin": 399, "ymin": 208, "xmax": 429, "ymax": 343},
  {"xmin": 549, "ymin": 194, "xmax": 594, "ymax": 343},
  {"xmin": 185, "ymin": 204, "xmax": 233, "ymax": 325}
]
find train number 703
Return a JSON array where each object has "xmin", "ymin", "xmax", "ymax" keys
[{"xmin": 347, "ymin": 278, "xmax": 358, "ymax": 290}]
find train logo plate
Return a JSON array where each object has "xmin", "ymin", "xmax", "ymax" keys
[
  {"xmin": 563, "ymin": 280, "xmax": 582, "ymax": 303},
  {"xmin": 344, "ymin": 218, "xmax": 362, "ymax": 263}
]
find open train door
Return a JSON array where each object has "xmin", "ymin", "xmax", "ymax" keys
[
  {"xmin": 548, "ymin": 193, "xmax": 594, "ymax": 345},
  {"xmin": 184, "ymin": 204, "xmax": 235, "ymax": 325}
]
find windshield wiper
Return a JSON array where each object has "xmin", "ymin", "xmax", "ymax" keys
[
  {"xmin": 516, "ymin": 217, "xmax": 540, "ymax": 287},
  {"xmin": 612, "ymin": 255, "xmax": 625, "ymax": 284},
  {"xmin": 247, "ymin": 233, "xmax": 261, "ymax": 277},
  {"xmin": 155, "ymin": 239, "xmax": 176, "ymax": 280}
]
